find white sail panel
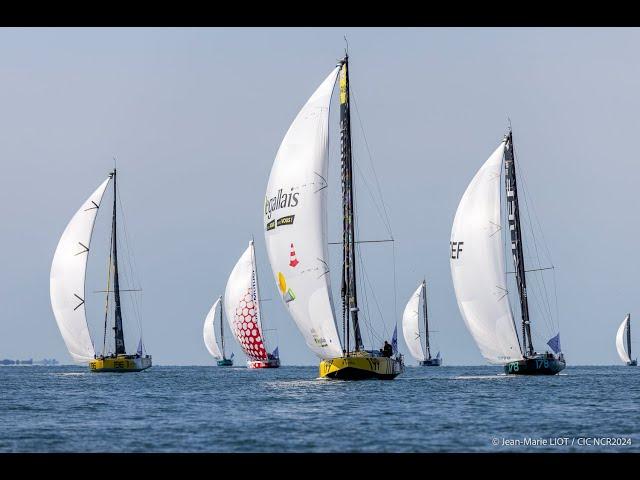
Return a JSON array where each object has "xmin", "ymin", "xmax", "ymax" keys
[
  {"xmin": 616, "ymin": 315, "xmax": 631, "ymax": 363},
  {"xmin": 263, "ymin": 67, "xmax": 343, "ymax": 359},
  {"xmin": 50, "ymin": 177, "xmax": 111, "ymax": 363},
  {"xmin": 450, "ymin": 141, "xmax": 523, "ymax": 364},
  {"xmin": 402, "ymin": 283, "xmax": 426, "ymax": 362},
  {"xmin": 203, "ymin": 297, "xmax": 223, "ymax": 359},
  {"xmin": 224, "ymin": 242, "xmax": 268, "ymax": 361}
]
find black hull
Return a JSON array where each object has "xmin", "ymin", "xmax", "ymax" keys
[
  {"xmin": 324, "ymin": 367, "xmax": 399, "ymax": 380},
  {"xmin": 627, "ymin": 360, "xmax": 637, "ymax": 366},
  {"xmin": 419, "ymin": 358, "xmax": 442, "ymax": 367},
  {"xmin": 505, "ymin": 356, "xmax": 565, "ymax": 375}
]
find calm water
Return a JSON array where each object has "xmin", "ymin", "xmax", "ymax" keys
[{"xmin": 1, "ymin": 365, "xmax": 638, "ymax": 452}]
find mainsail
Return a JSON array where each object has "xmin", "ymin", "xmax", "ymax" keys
[
  {"xmin": 224, "ymin": 242, "xmax": 268, "ymax": 361},
  {"xmin": 203, "ymin": 297, "xmax": 224, "ymax": 359},
  {"xmin": 616, "ymin": 314, "xmax": 631, "ymax": 364},
  {"xmin": 402, "ymin": 283, "xmax": 426, "ymax": 362},
  {"xmin": 50, "ymin": 177, "xmax": 111, "ymax": 363},
  {"xmin": 263, "ymin": 67, "xmax": 343, "ymax": 359},
  {"xmin": 450, "ymin": 141, "xmax": 523, "ymax": 364}
]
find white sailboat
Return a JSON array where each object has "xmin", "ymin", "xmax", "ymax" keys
[
  {"xmin": 224, "ymin": 240, "xmax": 280, "ymax": 368},
  {"xmin": 450, "ymin": 130, "xmax": 565, "ymax": 375},
  {"xmin": 203, "ymin": 296, "xmax": 234, "ymax": 366},
  {"xmin": 616, "ymin": 314, "xmax": 636, "ymax": 366},
  {"xmin": 50, "ymin": 169, "xmax": 151, "ymax": 372},
  {"xmin": 402, "ymin": 280, "xmax": 441, "ymax": 366},
  {"xmin": 263, "ymin": 53, "xmax": 404, "ymax": 380}
]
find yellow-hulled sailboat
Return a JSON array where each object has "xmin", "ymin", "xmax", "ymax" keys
[
  {"xmin": 50, "ymin": 169, "xmax": 151, "ymax": 372},
  {"xmin": 264, "ymin": 52, "xmax": 404, "ymax": 380}
]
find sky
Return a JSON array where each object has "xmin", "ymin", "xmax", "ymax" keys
[{"xmin": 1, "ymin": 27, "xmax": 638, "ymax": 366}]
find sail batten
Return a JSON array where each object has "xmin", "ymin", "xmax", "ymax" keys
[
  {"xmin": 450, "ymin": 141, "xmax": 523, "ymax": 364},
  {"xmin": 263, "ymin": 66, "xmax": 343, "ymax": 359},
  {"xmin": 50, "ymin": 177, "xmax": 112, "ymax": 363}
]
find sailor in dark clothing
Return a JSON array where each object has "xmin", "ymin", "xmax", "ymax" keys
[{"xmin": 382, "ymin": 341, "xmax": 393, "ymax": 358}]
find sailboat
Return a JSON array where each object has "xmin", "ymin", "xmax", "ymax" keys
[
  {"xmin": 402, "ymin": 280, "xmax": 442, "ymax": 366},
  {"xmin": 203, "ymin": 296, "xmax": 234, "ymax": 366},
  {"xmin": 450, "ymin": 129, "xmax": 565, "ymax": 375},
  {"xmin": 616, "ymin": 314, "xmax": 637, "ymax": 366},
  {"xmin": 224, "ymin": 240, "xmax": 280, "ymax": 368},
  {"xmin": 50, "ymin": 169, "xmax": 152, "ymax": 372},
  {"xmin": 264, "ymin": 54, "xmax": 404, "ymax": 380}
]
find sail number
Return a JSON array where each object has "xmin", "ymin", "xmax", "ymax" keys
[{"xmin": 450, "ymin": 241, "xmax": 464, "ymax": 259}]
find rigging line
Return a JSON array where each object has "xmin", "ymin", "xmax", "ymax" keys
[
  {"xmin": 328, "ymin": 239, "xmax": 394, "ymax": 245},
  {"xmin": 355, "ymin": 240, "xmax": 387, "ymax": 345},
  {"xmin": 117, "ymin": 181, "xmax": 145, "ymax": 339},
  {"xmin": 351, "ymin": 159, "xmax": 393, "ymax": 238},
  {"xmin": 516, "ymin": 161, "xmax": 556, "ymax": 329},
  {"xmin": 350, "ymin": 87, "xmax": 394, "ymax": 238}
]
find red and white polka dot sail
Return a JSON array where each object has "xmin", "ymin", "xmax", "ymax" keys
[{"xmin": 224, "ymin": 241, "xmax": 268, "ymax": 361}]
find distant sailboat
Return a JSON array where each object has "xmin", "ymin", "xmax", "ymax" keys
[
  {"xmin": 203, "ymin": 296, "xmax": 234, "ymax": 366},
  {"xmin": 402, "ymin": 280, "xmax": 442, "ymax": 366},
  {"xmin": 224, "ymin": 241, "xmax": 280, "ymax": 368},
  {"xmin": 616, "ymin": 314, "xmax": 636, "ymax": 366},
  {"xmin": 450, "ymin": 130, "xmax": 565, "ymax": 375},
  {"xmin": 50, "ymin": 170, "xmax": 151, "ymax": 372},
  {"xmin": 264, "ymin": 54, "xmax": 404, "ymax": 380}
]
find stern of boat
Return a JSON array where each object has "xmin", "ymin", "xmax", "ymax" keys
[
  {"xmin": 319, "ymin": 351, "xmax": 404, "ymax": 380},
  {"xmin": 90, "ymin": 355, "xmax": 152, "ymax": 373}
]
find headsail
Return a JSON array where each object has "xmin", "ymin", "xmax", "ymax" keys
[
  {"xmin": 203, "ymin": 297, "xmax": 224, "ymax": 359},
  {"xmin": 616, "ymin": 314, "xmax": 631, "ymax": 364},
  {"xmin": 50, "ymin": 176, "xmax": 111, "ymax": 363},
  {"xmin": 224, "ymin": 242, "xmax": 268, "ymax": 361},
  {"xmin": 263, "ymin": 67, "xmax": 343, "ymax": 359},
  {"xmin": 450, "ymin": 141, "xmax": 523, "ymax": 364},
  {"xmin": 402, "ymin": 283, "xmax": 426, "ymax": 362}
]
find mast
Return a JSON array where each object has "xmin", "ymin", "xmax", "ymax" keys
[
  {"xmin": 422, "ymin": 280, "xmax": 432, "ymax": 360},
  {"xmin": 504, "ymin": 130, "xmax": 534, "ymax": 357},
  {"xmin": 339, "ymin": 54, "xmax": 363, "ymax": 353},
  {"xmin": 627, "ymin": 314, "xmax": 632, "ymax": 360},
  {"xmin": 219, "ymin": 296, "xmax": 225, "ymax": 359},
  {"xmin": 111, "ymin": 169, "xmax": 126, "ymax": 355}
]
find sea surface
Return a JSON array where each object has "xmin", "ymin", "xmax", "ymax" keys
[{"xmin": 1, "ymin": 365, "xmax": 638, "ymax": 452}]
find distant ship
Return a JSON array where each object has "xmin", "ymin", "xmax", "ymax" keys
[
  {"xmin": 450, "ymin": 129, "xmax": 565, "ymax": 375},
  {"xmin": 616, "ymin": 314, "xmax": 637, "ymax": 366},
  {"xmin": 402, "ymin": 280, "xmax": 442, "ymax": 366},
  {"xmin": 224, "ymin": 240, "xmax": 280, "ymax": 368},
  {"xmin": 203, "ymin": 296, "xmax": 234, "ymax": 366},
  {"xmin": 0, "ymin": 359, "xmax": 58, "ymax": 366},
  {"xmin": 50, "ymin": 169, "xmax": 151, "ymax": 372},
  {"xmin": 263, "ymin": 53, "xmax": 404, "ymax": 380}
]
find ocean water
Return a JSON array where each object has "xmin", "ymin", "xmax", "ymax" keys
[{"xmin": 0, "ymin": 365, "xmax": 638, "ymax": 452}]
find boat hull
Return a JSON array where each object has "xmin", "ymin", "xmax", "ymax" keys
[
  {"xmin": 217, "ymin": 359, "xmax": 233, "ymax": 367},
  {"xmin": 248, "ymin": 358, "xmax": 280, "ymax": 369},
  {"xmin": 419, "ymin": 358, "xmax": 442, "ymax": 366},
  {"xmin": 319, "ymin": 353, "xmax": 404, "ymax": 380},
  {"xmin": 627, "ymin": 360, "xmax": 637, "ymax": 366},
  {"xmin": 504, "ymin": 355, "xmax": 565, "ymax": 375},
  {"xmin": 90, "ymin": 355, "xmax": 152, "ymax": 373}
]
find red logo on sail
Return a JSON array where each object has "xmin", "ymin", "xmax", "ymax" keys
[{"xmin": 289, "ymin": 243, "xmax": 299, "ymax": 268}]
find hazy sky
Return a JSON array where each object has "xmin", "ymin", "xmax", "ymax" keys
[{"xmin": 1, "ymin": 27, "xmax": 638, "ymax": 366}]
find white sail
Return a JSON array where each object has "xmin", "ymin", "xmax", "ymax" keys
[
  {"xmin": 402, "ymin": 283, "xmax": 426, "ymax": 362},
  {"xmin": 450, "ymin": 141, "xmax": 523, "ymax": 364},
  {"xmin": 203, "ymin": 297, "xmax": 223, "ymax": 359},
  {"xmin": 616, "ymin": 314, "xmax": 631, "ymax": 364},
  {"xmin": 224, "ymin": 242, "xmax": 268, "ymax": 361},
  {"xmin": 50, "ymin": 177, "xmax": 111, "ymax": 363},
  {"xmin": 263, "ymin": 67, "xmax": 343, "ymax": 359}
]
